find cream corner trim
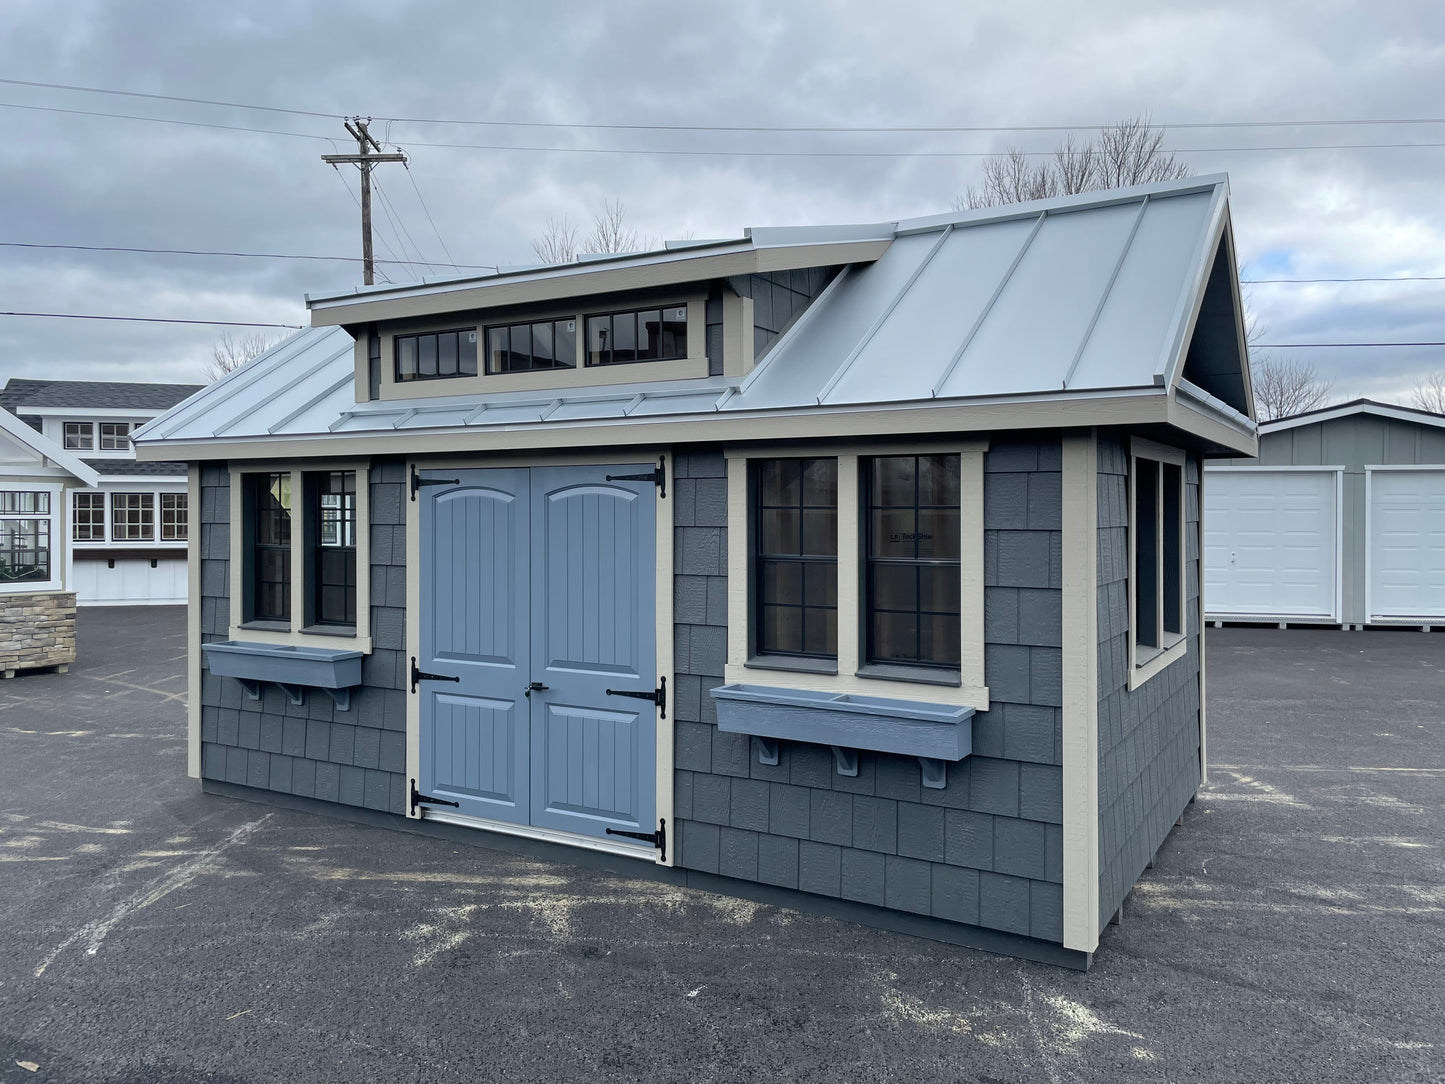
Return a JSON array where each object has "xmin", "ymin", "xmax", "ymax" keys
[
  {"xmin": 1061, "ymin": 431, "xmax": 1100, "ymax": 953},
  {"xmin": 186, "ymin": 463, "xmax": 202, "ymax": 779}
]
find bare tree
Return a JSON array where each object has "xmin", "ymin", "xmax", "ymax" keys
[
  {"xmin": 1408, "ymin": 371, "xmax": 1445, "ymax": 414},
  {"xmin": 1251, "ymin": 355, "xmax": 1335, "ymax": 421},
  {"xmin": 531, "ymin": 199, "xmax": 658, "ymax": 264},
  {"xmin": 206, "ymin": 331, "xmax": 280, "ymax": 382},
  {"xmin": 531, "ymin": 214, "xmax": 581, "ymax": 264},
  {"xmin": 955, "ymin": 115, "xmax": 1190, "ymax": 210}
]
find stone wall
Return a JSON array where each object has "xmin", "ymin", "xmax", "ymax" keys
[
  {"xmin": 0, "ymin": 591, "xmax": 77, "ymax": 675},
  {"xmin": 671, "ymin": 442, "xmax": 1067, "ymax": 944},
  {"xmin": 1095, "ymin": 437, "xmax": 1202, "ymax": 928},
  {"xmin": 197, "ymin": 460, "xmax": 410, "ymax": 813}
]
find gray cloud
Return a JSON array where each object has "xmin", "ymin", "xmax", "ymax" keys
[{"xmin": 1, "ymin": 0, "xmax": 1442, "ymax": 398}]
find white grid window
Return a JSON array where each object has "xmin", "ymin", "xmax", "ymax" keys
[
  {"xmin": 64, "ymin": 422, "xmax": 94, "ymax": 450},
  {"xmin": 74, "ymin": 491, "xmax": 105, "ymax": 541},
  {"xmin": 160, "ymin": 493, "xmax": 188, "ymax": 541},
  {"xmin": 110, "ymin": 492, "xmax": 155, "ymax": 542},
  {"xmin": 0, "ymin": 490, "xmax": 52, "ymax": 585},
  {"xmin": 100, "ymin": 422, "xmax": 131, "ymax": 450}
]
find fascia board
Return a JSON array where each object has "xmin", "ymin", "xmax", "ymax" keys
[
  {"xmin": 306, "ymin": 240, "xmax": 892, "ymax": 327},
  {"xmin": 21, "ymin": 406, "xmax": 168, "ymax": 419}
]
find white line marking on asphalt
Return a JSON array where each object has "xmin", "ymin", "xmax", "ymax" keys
[{"xmin": 33, "ymin": 815, "xmax": 270, "ymax": 977}]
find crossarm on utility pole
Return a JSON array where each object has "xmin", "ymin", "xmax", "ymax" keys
[{"xmin": 322, "ymin": 117, "xmax": 408, "ymax": 286}]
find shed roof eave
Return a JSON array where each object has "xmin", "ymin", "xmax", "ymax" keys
[{"xmin": 1261, "ymin": 398, "xmax": 1445, "ymax": 433}]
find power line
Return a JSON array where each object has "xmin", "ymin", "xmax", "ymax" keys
[
  {"xmin": 1, "ymin": 311, "xmax": 302, "ymax": 328},
  {"xmin": 3, "ymin": 76, "xmax": 1442, "ymax": 134},
  {"xmin": 1243, "ymin": 276, "xmax": 1445, "ymax": 284},
  {"xmin": 403, "ymin": 163, "xmax": 459, "ymax": 269},
  {"xmin": 372, "ymin": 176, "xmax": 437, "ymax": 277},
  {"xmin": 0, "ymin": 240, "xmax": 497, "ymax": 270},
  {"xmin": 6, "ymin": 100, "xmax": 1445, "ymax": 159},
  {"xmin": 1253, "ymin": 341, "xmax": 1445, "ymax": 347}
]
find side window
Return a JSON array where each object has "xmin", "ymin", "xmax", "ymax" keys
[
  {"xmin": 246, "ymin": 473, "xmax": 292, "ymax": 622},
  {"xmin": 100, "ymin": 422, "xmax": 132, "ymax": 450},
  {"xmin": 308, "ymin": 471, "xmax": 357, "ymax": 627},
  {"xmin": 865, "ymin": 454, "xmax": 961, "ymax": 669},
  {"xmin": 1131, "ymin": 444, "xmax": 1185, "ymax": 660},
  {"xmin": 753, "ymin": 458, "xmax": 837, "ymax": 659}
]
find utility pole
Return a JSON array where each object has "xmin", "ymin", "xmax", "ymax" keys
[{"xmin": 322, "ymin": 117, "xmax": 407, "ymax": 285}]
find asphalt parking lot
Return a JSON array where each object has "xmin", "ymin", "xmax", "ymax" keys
[{"xmin": 1, "ymin": 609, "xmax": 1440, "ymax": 1084}]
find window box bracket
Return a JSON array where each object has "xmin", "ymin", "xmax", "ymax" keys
[
  {"xmin": 202, "ymin": 641, "xmax": 363, "ymax": 713},
  {"xmin": 712, "ymin": 684, "xmax": 974, "ymax": 777}
]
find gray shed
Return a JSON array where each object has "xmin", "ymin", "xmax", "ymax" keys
[
  {"xmin": 135, "ymin": 175, "xmax": 1258, "ymax": 968},
  {"xmin": 1205, "ymin": 399, "xmax": 1445, "ymax": 628}
]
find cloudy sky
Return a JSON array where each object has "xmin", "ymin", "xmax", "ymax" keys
[{"xmin": 1, "ymin": 0, "xmax": 1442, "ymax": 404}]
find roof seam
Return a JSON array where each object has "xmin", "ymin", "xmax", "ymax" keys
[{"xmin": 1062, "ymin": 196, "xmax": 1151, "ymax": 391}]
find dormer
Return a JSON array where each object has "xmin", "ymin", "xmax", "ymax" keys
[{"xmin": 304, "ymin": 229, "xmax": 895, "ymax": 403}]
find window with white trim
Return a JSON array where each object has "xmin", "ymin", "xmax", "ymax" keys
[
  {"xmin": 1129, "ymin": 439, "xmax": 1186, "ymax": 679},
  {"xmin": 160, "ymin": 492, "xmax": 188, "ymax": 541},
  {"xmin": 0, "ymin": 490, "xmax": 52, "ymax": 585},
  {"xmin": 63, "ymin": 422, "xmax": 94, "ymax": 450},
  {"xmin": 111, "ymin": 492, "xmax": 155, "ymax": 542},
  {"xmin": 73, "ymin": 491, "xmax": 105, "ymax": 541},
  {"xmin": 100, "ymin": 422, "xmax": 132, "ymax": 450},
  {"xmin": 727, "ymin": 445, "xmax": 987, "ymax": 708}
]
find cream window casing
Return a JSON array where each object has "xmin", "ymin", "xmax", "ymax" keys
[
  {"xmin": 374, "ymin": 296, "xmax": 709, "ymax": 401},
  {"xmin": 725, "ymin": 443, "xmax": 989, "ymax": 711},
  {"xmin": 228, "ymin": 462, "xmax": 371, "ymax": 653},
  {"xmin": 0, "ymin": 481, "xmax": 64, "ymax": 593},
  {"xmin": 1127, "ymin": 436, "xmax": 1187, "ymax": 689}
]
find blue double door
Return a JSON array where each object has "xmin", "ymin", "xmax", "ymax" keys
[{"xmin": 417, "ymin": 464, "xmax": 658, "ymax": 846}]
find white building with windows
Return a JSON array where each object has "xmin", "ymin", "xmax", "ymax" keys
[{"xmin": 0, "ymin": 378, "xmax": 203, "ymax": 605}]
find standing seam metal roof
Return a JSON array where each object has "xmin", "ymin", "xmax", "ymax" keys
[{"xmin": 138, "ymin": 175, "xmax": 1240, "ymax": 447}]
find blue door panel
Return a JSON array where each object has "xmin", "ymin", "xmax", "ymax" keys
[{"xmin": 419, "ymin": 463, "xmax": 657, "ymax": 848}]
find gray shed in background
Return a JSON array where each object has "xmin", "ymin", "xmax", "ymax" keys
[{"xmin": 1205, "ymin": 399, "xmax": 1445, "ymax": 629}]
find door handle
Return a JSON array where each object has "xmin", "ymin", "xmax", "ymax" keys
[{"xmin": 524, "ymin": 681, "xmax": 549, "ymax": 698}]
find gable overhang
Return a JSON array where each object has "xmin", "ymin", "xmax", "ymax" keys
[
  {"xmin": 0, "ymin": 407, "xmax": 101, "ymax": 485},
  {"xmin": 305, "ymin": 236, "xmax": 893, "ymax": 327},
  {"xmin": 1261, "ymin": 399, "xmax": 1445, "ymax": 434},
  {"xmin": 1158, "ymin": 194, "xmax": 1255, "ymax": 422}
]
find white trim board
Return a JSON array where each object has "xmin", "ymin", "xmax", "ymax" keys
[{"xmin": 1262, "ymin": 400, "xmax": 1445, "ymax": 434}]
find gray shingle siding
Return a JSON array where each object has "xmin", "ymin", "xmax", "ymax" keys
[
  {"xmin": 197, "ymin": 457, "xmax": 409, "ymax": 816},
  {"xmin": 1095, "ymin": 436, "xmax": 1202, "ymax": 929},
  {"xmin": 673, "ymin": 442, "xmax": 1065, "ymax": 944}
]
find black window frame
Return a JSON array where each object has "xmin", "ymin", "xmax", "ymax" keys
[
  {"xmin": 863, "ymin": 454, "xmax": 963, "ymax": 671},
  {"xmin": 244, "ymin": 472, "xmax": 292, "ymax": 624},
  {"xmin": 394, "ymin": 327, "xmax": 479, "ymax": 382},
  {"xmin": 73, "ymin": 491, "xmax": 106, "ymax": 542},
  {"xmin": 751, "ymin": 457, "xmax": 839, "ymax": 661},
  {"xmin": 0, "ymin": 490, "xmax": 52, "ymax": 585},
  {"xmin": 110, "ymin": 492, "xmax": 155, "ymax": 542},
  {"xmin": 585, "ymin": 304, "xmax": 688, "ymax": 367},
  {"xmin": 160, "ymin": 492, "xmax": 188, "ymax": 542},
  {"xmin": 484, "ymin": 318, "xmax": 579, "ymax": 374},
  {"xmin": 100, "ymin": 422, "xmax": 131, "ymax": 450},
  {"xmin": 63, "ymin": 422, "xmax": 94, "ymax": 450}
]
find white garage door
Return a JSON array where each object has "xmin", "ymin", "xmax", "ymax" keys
[
  {"xmin": 1204, "ymin": 469, "xmax": 1339, "ymax": 620},
  {"xmin": 1368, "ymin": 469, "xmax": 1445, "ymax": 620}
]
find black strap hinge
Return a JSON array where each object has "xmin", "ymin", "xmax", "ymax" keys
[
  {"xmin": 410, "ymin": 778, "xmax": 460, "ymax": 814},
  {"xmin": 410, "ymin": 656, "xmax": 460, "ymax": 693},
  {"xmin": 607, "ymin": 818, "xmax": 666, "ymax": 861},
  {"xmin": 604, "ymin": 676, "xmax": 666, "ymax": 719},
  {"xmin": 606, "ymin": 456, "xmax": 666, "ymax": 499},
  {"xmin": 411, "ymin": 466, "xmax": 460, "ymax": 500}
]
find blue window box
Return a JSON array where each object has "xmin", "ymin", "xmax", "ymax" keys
[
  {"xmin": 710, "ymin": 684, "xmax": 973, "ymax": 788},
  {"xmin": 202, "ymin": 641, "xmax": 363, "ymax": 710}
]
